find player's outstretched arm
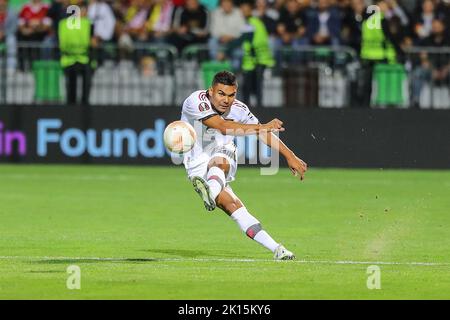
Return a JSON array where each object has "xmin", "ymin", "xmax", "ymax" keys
[
  {"xmin": 202, "ymin": 115, "xmax": 285, "ymax": 136},
  {"xmin": 259, "ymin": 131, "xmax": 308, "ymax": 180}
]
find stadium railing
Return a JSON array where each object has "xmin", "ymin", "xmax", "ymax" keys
[
  {"xmin": 404, "ymin": 46, "xmax": 450, "ymax": 109},
  {"xmin": 178, "ymin": 44, "xmax": 360, "ymax": 108},
  {"xmin": 1, "ymin": 42, "xmax": 449, "ymax": 109},
  {"xmin": 274, "ymin": 46, "xmax": 359, "ymax": 108},
  {"xmin": 1, "ymin": 42, "xmax": 178, "ymax": 106},
  {"xmin": 0, "ymin": 43, "xmax": 6, "ymax": 105}
]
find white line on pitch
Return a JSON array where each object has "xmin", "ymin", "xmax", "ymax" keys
[
  {"xmin": 0, "ymin": 256, "xmax": 448, "ymax": 267},
  {"xmin": 0, "ymin": 174, "xmax": 136, "ymax": 181}
]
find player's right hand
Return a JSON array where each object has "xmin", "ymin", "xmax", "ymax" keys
[
  {"xmin": 262, "ymin": 118, "xmax": 285, "ymax": 132},
  {"xmin": 287, "ymin": 154, "xmax": 308, "ymax": 181}
]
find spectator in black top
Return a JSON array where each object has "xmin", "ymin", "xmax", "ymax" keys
[
  {"xmin": 411, "ymin": 18, "xmax": 450, "ymax": 108},
  {"xmin": 254, "ymin": 0, "xmax": 278, "ymax": 37},
  {"xmin": 306, "ymin": 0, "xmax": 341, "ymax": 45},
  {"xmin": 413, "ymin": 0, "xmax": 436, "ymax": 43},
  {"xmin": 382, "ymin": 0, "xmax": 413, "ymax": 61},
  {"xmin": 434, "ymin": 0, "xmax": 450, "ymax": 39},
  {"xmin": 47, "ymin": 0, "xmax": 67, "ymax": 37},
  {"xmin": 168, "ymin": 0, "xmax": 209, "ymax": 53},
  {"xmin": 340, "ymin": 0, "xmax": 368, "ymax": 54},
  {"xmin": 276, "ymin": 0, "xmax": 308, "ymax": 48}
]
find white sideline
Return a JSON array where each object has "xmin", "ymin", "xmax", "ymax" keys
[
  {"xmin": 0, "ymin": 256, "xmax": 448, "ymax": 267},
  {"xmin": 0, "ymin": 174, "xmax": 137, "ymax": 181}
]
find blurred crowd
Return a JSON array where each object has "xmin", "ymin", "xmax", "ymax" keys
[
  {"xmin": 1, "ymin": 0, "xmax": 449, "ymax": 57},
  {"xmin": 1, "ymin": 0, "xmax": 450, "ymax": 106}
]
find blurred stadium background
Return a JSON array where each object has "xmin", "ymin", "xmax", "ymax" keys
[
  {"xmin": 0, "ymin": 0, "xmax": 450, "ymax": 300},
  {"xmin": 0, "ymin": 0, "xmax": 449, "ymax": 168},
  {"xmin": 0, "ymin": 0, "xmax": 449, "ymax": 108}
]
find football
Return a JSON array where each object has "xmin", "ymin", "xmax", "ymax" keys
[{"xmin": 163, "ymin": 120, "xmax": 197, "ymax": 154}]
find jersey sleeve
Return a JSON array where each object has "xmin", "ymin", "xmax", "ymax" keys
[
  {"xmin": 243, "ymin": 109, "xmax": 259, "ymax": 125},
  {"xmin": 183, "ymin": 93, "xmax": 218, "ymax": 121},
  {"xmin": 236, "ymin": 102, "xmax": 259, "ymax": 125}
]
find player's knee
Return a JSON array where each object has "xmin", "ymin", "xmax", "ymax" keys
[{"xmin": 208, "ymin": 157, "xmax": 230, "ymax": 175}]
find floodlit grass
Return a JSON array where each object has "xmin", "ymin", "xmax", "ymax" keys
[{"xmin": 0, "ymin": 165, "xmax": 449, "ymax": 299}]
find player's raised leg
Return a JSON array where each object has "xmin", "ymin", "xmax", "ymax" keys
[
  {"xmin": 191, "ymin": 156, "xmax": 230, "ymax": 211},
  {"xmin": 192, "ymin": 176, "xmax": 217, "ymax": 211},
  {"xmin": 216, "ymin": 186, "xmax": 295, "ymax": 260}
]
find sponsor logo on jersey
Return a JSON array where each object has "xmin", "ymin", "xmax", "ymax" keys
[{"xmin": 198, "ymin": 102, "xmax": 210, "ymax": 112}]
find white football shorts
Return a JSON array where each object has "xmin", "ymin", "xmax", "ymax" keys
[{"xmin": 185, "ymin": 143, "xmax": 238, "ymax": 184}]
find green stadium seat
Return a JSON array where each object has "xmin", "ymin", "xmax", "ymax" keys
[
  {"xmin": 201, "ymin": 60, "xmax": 232, "ymax": 88},
  {"xmin": 32, "ymin": 60, "xmax": 62, "ymax": 103},
  {"xmin": 373, "ymin": 63, "xmax": 406, "ymax": 106}
]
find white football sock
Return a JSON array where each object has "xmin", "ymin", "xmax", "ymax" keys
[
  {"xmin": 230, "ymin": 207, "xmax": 279, "ymax": 253},
  {"xmin": 206, "ymin": 166, "xmax": 226, "ymax": 202},
  {"xmin": 253, "ymin": 231, "xmax": 279, "ymax": 252}
]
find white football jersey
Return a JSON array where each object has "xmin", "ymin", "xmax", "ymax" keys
[{"xmin": 180, "ymin": 90, "xmax": 259, "ymax": 166}]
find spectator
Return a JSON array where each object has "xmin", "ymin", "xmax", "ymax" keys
[
  {"xmin": 118, "ymin": 0, "xmax": 153, "ymax": 44},
  {"xmin": 46, "ymin": 0, "xmax": 67, "ymax": 41},
  {"xmin": 385, "ymin": 0, "xmax": 411, "ymax": 28},
  {"xmin": 46, "ymin": 1, "xmax": 89, "ymax": 60},
  {"xmin": 411, "ymin": 18, "xmax": 450, "ymax": 108},
  {"xmin": 18, "ymin": 0, "xmax": 51, "ymax": 39},
  {"xmin": 107, "ymin": 0, "xmax": 130, "ymax": 47},
  {"xmin": 88, "ymin": 0, "xmax": 116, "ymax": 43},
  {"xmin": 0, "ymin": 0, "xmax": 18, "ymax": 71},
  {"xmin": 208, "ymin": 0, "xmax": 245, "ymax": 64},
  {"xmin": 435, "ymin": 0, "xmax": 450, "ymax": 40},
  {"xmin": 173, "ymin": 0, "xmax": 186, "ymax": 7},
  {"xmin": 88, "ymin": 0, "xmax": 116, "ymax": 65},
  {"xmin": 273, "ymin": 0, "xmax": 286, "ymax": 11},
  {"xmin": 384, "ymin": 0, "xmax": 413, "ymax": 59},
  {"xmin": 306, "ymin": 0, "xmax": 341, "ymax": 45},
  {"xmin": 254, "ymin": 0, "xmax": 279, "ymax": 38},
  {"xmin": 413, "ymin": 0, "xmax": 436, "ymax": 42},
  {"xmin": 340, "ymin": 0, "xmax": 368, "ymax": 54},
  {"xmin": 276, "ymin": 0, "xmax": 308, "ymax": 48},
  {"xmin": 273, "ymin": 0, "xmax": 309, "ymax": 66},
  {"xmin": 144, "ymin": 0, "xmax": 176, "ymax": 76},
  {"xmin": 58, "ymin": 1, "xmax": 92, "ymax": 105},
  {"xmin": 222, "ymin": 0, "xmax": 275, "ymax": 107},
  {"xmin": 107, "ymin": 0, "xmax": 128, "ymax": 26},
  {"xmin": 168, "ymin": 0, "xmax": 209, "ymax": 53},
  {"xmin": 200, "ymin": 0, "xmax": 219, "ymax": 11},
  {"xmin": 357, "ymin": 0, "xmax": 401, "ymax": 107},
  {"xmin": 17, "ymin": 0, "xmax": 52, "ymax": 70},
  {"xmin": 115, "ymin": 0, "xmax": 153, "ymax": 64},
  {"xmin": 147, "ymin": 0, "xmax": 175, "ymax": 44}
]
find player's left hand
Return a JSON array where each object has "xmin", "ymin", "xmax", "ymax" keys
[{"xmin": 287, "ymin": 155, "xmax": 307, "ymax": 181}]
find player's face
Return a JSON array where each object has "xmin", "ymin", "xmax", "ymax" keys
[{"xmin": 208, "ymin": 84, "xmax": 237, "ymax": 113}]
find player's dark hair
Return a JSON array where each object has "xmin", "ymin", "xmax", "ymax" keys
[{"xmin": 212, "ymin": 71, "xmax": 238, "ymax": 87}]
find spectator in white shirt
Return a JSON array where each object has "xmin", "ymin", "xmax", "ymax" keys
[
  {"xmin": 88, "ymin": 0, "xmax": 116, "ymax": 67},
  {"xmin": 88, "ymin": 0, "xmax": 116, "ymax": 42},
  {"xmin": 208, "ymin": 0, "xmax": 245, "ymax": 65}
]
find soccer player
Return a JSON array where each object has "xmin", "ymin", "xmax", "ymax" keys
[{"xmin": 181, "ymin": 71, "xmax": 307, "ymax": 260}]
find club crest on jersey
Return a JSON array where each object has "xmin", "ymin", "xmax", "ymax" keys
[
  {"xmin": 198, "ymin": 102, "xmax": 210, "ymax": 112},
  {"xmin": 198, "ymin": 92, "xmax": 208, "ymax": 101}
]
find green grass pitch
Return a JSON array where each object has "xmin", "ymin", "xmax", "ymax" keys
[{"xmin": 0, "ymin": 164, "xmax": 449, "ymax": 299}]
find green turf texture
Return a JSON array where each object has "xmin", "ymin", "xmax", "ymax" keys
[{"xmin": 0, "ymin": 165, "xmax": 449, "ymax": 299}]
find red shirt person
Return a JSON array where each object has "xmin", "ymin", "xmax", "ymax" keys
[{"xmin": 18, "ymin": 0, "xmax": 51, "ymax": 41}]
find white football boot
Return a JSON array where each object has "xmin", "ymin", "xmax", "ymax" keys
[
  {"xmin": 192, "ymin": 176, "xmax": 216, "ymax": 211},
  {"xmin": 273, "ymin": 244, "xmax": 296, "ymax": 260}
]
